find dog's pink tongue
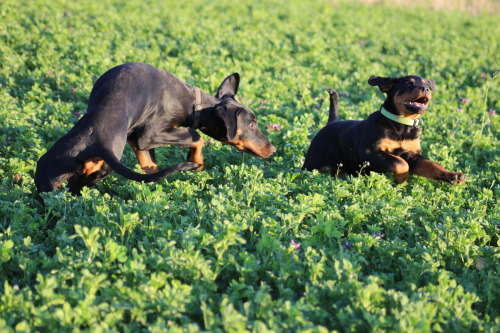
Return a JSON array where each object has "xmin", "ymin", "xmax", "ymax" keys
[{"xmin": 409, "ymin": 102, "xmax": 426, "ymax": 108}]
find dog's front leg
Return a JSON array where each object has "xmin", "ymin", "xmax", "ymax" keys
[
  {"xmin": 363, "ymin": 152, "xmax": 410, "ymax": 183},
  {"xmin": 185, "ymin": 141, "xmax": 204, "ymax": 171},
  {"xmin": 407, "ymin": 154, "xmax": 466, "ymax": 184},
  {"xmin": 137, "ymin": 128, "xmax": 205, "ymax": 171},
  {"xmin": 129, "ymin": 143, "xmax": 159, "ymax": 174}
]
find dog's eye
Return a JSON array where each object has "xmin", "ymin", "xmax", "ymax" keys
[
  {"xmin": 249, "ymin": 121, "xmax": 256, "ymax": 130},
  {"xmin": 406, "ymin": 81, "xmax": 414, "ymax": 87}
]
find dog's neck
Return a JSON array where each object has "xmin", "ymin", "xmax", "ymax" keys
[
  {"xmin": 189, "ymin": 107, "xmax": 228, "ymax": 140},
  {"xmin": 190, "ymin": 87, "xmax": 203, "ymax": 129},
  {"xmin": 183, "ymin": 90, "xmax": 227, "ymax": 140},
  {"xmin": 380, "ymin": 106, "xmax": 424, "ymax": 128},
  {"xmin": 378, "ymin": 100, "xmax": 422, "ymax": 138},
  {"xmin": 381, "ymin": 99, "xmax": 399, "ymax": 116},
  {"xmin": 185, "ymin": 88, "xmax": 217, "ymax": 127}
]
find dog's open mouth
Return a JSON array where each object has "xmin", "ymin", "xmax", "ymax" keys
[{"xmin": 405, "ymin": 96, "xmax": 429, "ymax": 113}]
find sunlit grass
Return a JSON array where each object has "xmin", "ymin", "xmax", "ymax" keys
[{"xmin": 0, "ymin": 0, "xmax": 498, "ymax": 331}]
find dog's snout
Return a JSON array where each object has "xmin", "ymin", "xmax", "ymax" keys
[
  {"xmin": 269, "ymin": 144, "xmax": 277, "ymax": 154},
  {"xmin": 260, "ymin": 143, "xmax": 276, "ymax": 158},
  {"xmin": 419, "ymin": 85, "xmax": 430, "ymax": 93}
]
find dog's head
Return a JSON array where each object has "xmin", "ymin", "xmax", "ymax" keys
[
  {"xmin": 368, "ymin": 75, "xmax": 436, "ymax": 119},
  {"xmin": 210, "ymin": 73, "xmax": 276, "ymax": 158}
]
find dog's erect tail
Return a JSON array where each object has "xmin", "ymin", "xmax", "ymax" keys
[
  {"xmin": 326, "ymin": 88, "xmax": 339, "ymax": 123},
  {"xmin": 100, "ymin": 149, "xmax": 199, "ymax": 183}
]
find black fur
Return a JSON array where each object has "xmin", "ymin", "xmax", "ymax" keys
[
  {"xmin": 35, "ymin": 63, "xmax": 275, "ymax": 195},
  {"xmin": 303, "ymin": 75, "xmax": 465, "ymax": 184}
]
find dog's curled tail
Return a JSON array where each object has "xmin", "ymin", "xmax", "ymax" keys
[
  {"xmin": 101, "ymin": 149, "xmax": 199, "ymax": 183},
  {"xmin": 326, "ymin": 88, "xmax": 339, "ymax": 123}
]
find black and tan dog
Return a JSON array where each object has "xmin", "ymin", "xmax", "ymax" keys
[
  {"xmin": 303, "ymin": 75, "xmax": 465, "ymax": 184},
  {"xmin": 35, "ymin": 63, "xmax": 275, "ymax": 195}
]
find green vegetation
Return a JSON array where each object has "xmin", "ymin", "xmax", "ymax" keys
[{"xmin": 0, "ymin": 0, "xmax": 498, "ymax": 331}]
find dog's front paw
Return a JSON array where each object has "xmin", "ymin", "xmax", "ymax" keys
[
  {"xmin": 142, "ymin": 165, "xmax": 159, "ymax": 174},
  {"xmin": 193, "ymin": 164, "xmax": 204, "ymax": 171},
  {"xmin": 186, "ymin": 156, "xmax": 204, "ymax": 171},
  {"xmin": 441, "ymin": 172, "xmax": 466, "ymax": 185}
]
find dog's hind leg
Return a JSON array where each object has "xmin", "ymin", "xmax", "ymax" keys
[
  {"xmin": 67, "ymin": 162, "xmax": 114, "ymax": 195},
  {"xmin": 35, "ymin": 152, "xmax": 80, "ymax": 193}
]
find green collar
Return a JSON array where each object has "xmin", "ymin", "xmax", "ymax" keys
[{"xmin": 380, "ymin": 106, "xmax": 424, "ymax": 128}]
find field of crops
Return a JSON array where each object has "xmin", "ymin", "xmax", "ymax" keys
[{"xmin": 0, "ymin": 0, "xmax": 498, "ymax": 331}]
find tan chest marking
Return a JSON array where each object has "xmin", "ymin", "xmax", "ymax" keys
[{"xmin": 377, "ymin": 138, "xmax": 421, "ymax": 154}]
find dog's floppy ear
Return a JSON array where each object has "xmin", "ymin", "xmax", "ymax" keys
[
  {"xmin": 216, "ymin": 106, "xmax": 239, "ymax": 141},
  {"xmin": 368, "ymin": 75, "xmax": 399, "ymax": 93},
  {"xmin": 215, "ymin": 73, "xmax": 240, "ymax": 99},
  {"xmin": 426, "ymin": 79, "xmax": 436, "ymax": 92}
]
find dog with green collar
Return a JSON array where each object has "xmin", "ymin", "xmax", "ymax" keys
[{"xmin": 303, "ymin": 75, "xmax": 466, "ymax": 185}]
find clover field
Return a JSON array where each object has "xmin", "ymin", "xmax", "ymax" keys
[{"xmin": 0, "ymin": 0, "xmax": 499, "ymax": 331}]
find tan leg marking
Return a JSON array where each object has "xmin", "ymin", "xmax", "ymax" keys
[
  {"xmin": 390, "ymin": 154, "xmax": 409, "ymax": 184},
  {"xmin": 188, "ymin": 136, "xmax": 204, "ymax": 171},
  {"xmin": 412, "ymin": 160, "xmax": 465, "ymax": 184},
  {"xmin": 82, "ymin": 158, "xmax": 104, "ymax": 175},
  {"xmin": 130, "ymin": 143, "xmax": 158, "ymax": 174}
]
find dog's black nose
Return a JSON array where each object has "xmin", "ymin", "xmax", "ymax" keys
[{"xmin": 419, "ymin": 86, "xmax": 430, "ymax": 93}]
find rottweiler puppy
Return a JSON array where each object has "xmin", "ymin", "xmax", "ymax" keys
[{"xmin": 303, "ymin": 75, "xmax": 466, "ymax": 184}]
